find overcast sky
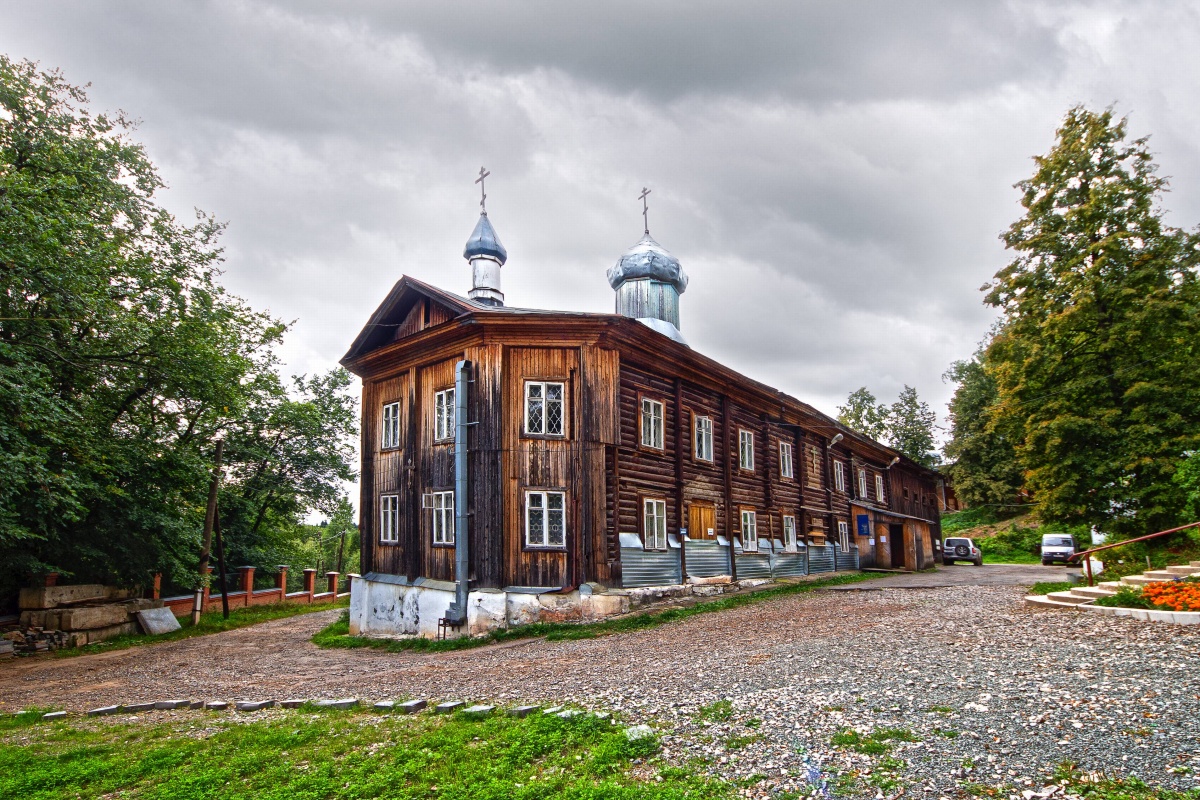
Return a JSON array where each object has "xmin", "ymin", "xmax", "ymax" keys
[{"xmin": 6, "ymin": 1, "xmax": 1200, "ymax": 440}]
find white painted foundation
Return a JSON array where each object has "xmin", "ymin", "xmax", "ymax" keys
[{"xmin": 348, "ymin": 577, "xmax": 630, "ymax": 639}]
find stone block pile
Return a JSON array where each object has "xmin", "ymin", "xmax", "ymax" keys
[{"xmin": 3, "ymin": 583, "xmax": 166, "ymax": 651}]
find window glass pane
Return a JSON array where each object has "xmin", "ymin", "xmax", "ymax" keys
[
  {"xmin": 548, "ymin": 493, "xmax": 565, "ymax": 546},
  {"xmin": 527, "ymin": 384, "xmax": 544, "ymax": 434},
  {"xmin": 546, "ymin": 383, "xmax": 564, "ymax": 435}
]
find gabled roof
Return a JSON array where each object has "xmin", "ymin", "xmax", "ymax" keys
[{"xmin": 340, "ymin": 276, "xmax": 478, "ymax": 365}]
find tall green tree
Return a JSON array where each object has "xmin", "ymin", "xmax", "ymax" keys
[
  {"xmin": 983, "ymin": 106, "xmax": 1200, "ymax": 534},
  {"xmin": 887, "ymin": 385, "xmax": 938, "ymax": 468},
  {"xmin": 837, "ymin": 387, "xmax": 888, "ymax": 441},
  {"xmin": 942, "ymin": 348, "xmax": 1025, "ymax": 507},
  {"xmin": 0, "ymin": 57, "xmax": 357, "ymax": 602}
]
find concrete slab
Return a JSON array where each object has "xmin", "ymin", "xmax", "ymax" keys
[
  {"xmin": 279, "ymin": 699, "xmax": 307, "ymax": 709},
  {"xmin": 204, "ymin": 701, "xmax": 229, "ymax": 711},
  {"xmin": 374, "ymin": 701, "xmax": 396, "ymax": 711},
  {"xmin": 42, "ymin": 711, "xmax": 67, "ymax": 720},
  {"xmin": 136, "ymin": 608, "xmax": 182, "ymax": 635},
  {"xmin": 121, "ymin": 702, "xmax": 156, "ymax": 713},
  {"xmin": 462, "ymin": 705, "xmax": 494, "ymax": 717},
  {"xmin": 87, "ymin": 705, "xmax": 120, "ymax": 716},
  {"xmin": 398, "ymin": 699, "xmax": 427, "ymax": 714},
  {"xmin": 508, "ymin": 705, "xmax": 539, "ymax": 718},
  {"xmin": 314, "ymin": 698, "xmax": 358, "ymax": 710},
  {"xmin": 434, "ymin": 701, "xmax": 464, "ymax": 714},
  {"xmin": 153, "ymin": 700, "xmax": 191, "ymax": 710},
  {"xmin": 236, "ymin": 700, "xmax": 275, "ymax": 712}
]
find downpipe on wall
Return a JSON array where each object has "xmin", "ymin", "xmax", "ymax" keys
[{"xmin": 445, "ymin": 359, "xmax": 472, "ymax": 627}]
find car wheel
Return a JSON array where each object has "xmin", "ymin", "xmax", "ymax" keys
[{"xmin": 1041, "ymin": 560, "xmax": 1050, "ymax": 566}]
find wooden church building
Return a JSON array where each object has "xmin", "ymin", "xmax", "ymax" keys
[{"xmin": 344, "ymin": 188, "xmax": 944, "ymax": 638}]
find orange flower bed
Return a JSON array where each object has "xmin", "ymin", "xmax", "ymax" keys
[{"xmin": 1141, "ymin": 580, "xmax": 1200, "ymax": 612}]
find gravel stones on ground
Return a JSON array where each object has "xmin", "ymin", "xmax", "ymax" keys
[{"xmin": 3, "ymin": 582, "xmax": 1197, "ymax": 796}]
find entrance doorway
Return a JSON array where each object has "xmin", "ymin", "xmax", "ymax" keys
[
  {"xmin": 688, "ymin": 504, "xmax": 717, "ymax": 540},
  {"xmin": 889, "ymin": 523, "xmax": 905, "ymax": 570}
]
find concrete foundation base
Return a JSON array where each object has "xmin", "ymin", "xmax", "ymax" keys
[{"xmin": 348, "ymin": 578, "xmax": 631, "ymax": 639}]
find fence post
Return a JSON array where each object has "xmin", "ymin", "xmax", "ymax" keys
[
  {"xmin": 201, "ymin": 567, "xmax": 213, "ymax": 607},
  {"xmin": 238, "ymin": 566, "xmax": 255, "ymax": 607},
  {"xmin": 346, "ymin": 573, "xmax": 360, "ymax": 597},
  {"xmin": 151, "ymin": 573, "xmax": 162, "ymax": 601},
  {"xmin": 326, "ymin": 571, "xmax": 339, "ymax": 596},
  {"xmin": 276, "ymin": 565, "xmax": 289, "ymax": 601},
  {"xmin": 303, "ymin": 568, "xmax": 317, "ymax": 601}
]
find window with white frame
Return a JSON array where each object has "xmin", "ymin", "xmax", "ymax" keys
[
  {"xmin": 837, "ymin": 519, "xmax": 851, "ymax": 551},
  {"xmin": 875, "ymin": 474, "xmax": 885, "ymax": 503},
  {"xmin": 643, "ymin": 498, "xmax": 667, "ymax": 550},
  {"xmin": 382, "ymin": 402, "xmax": 401, "ymax": 450},
  {"xmin": 524, "ymin": 381, "xmax": 565, "ymax": 436},
  {"xmin": 782, "ymin": 515, "xmax": 797, "ymax": 550},
  {"xmin": 694, "ymin": 415, "xmax": 713, "ymax": 462},
  {"xmin": 834, "ymin": 460, "xmax": 846, "ymax": 492},
  {"xmin": 857, "ymin": 468, "xmax": 868, "ymax": 498},
  {"xmin": 526, "ymin": 490, "xmax": 566, "ymax": 548},
  {"xmin": 740, "ymin": 509, "xmax": 758, "ymax": 551},
  {"xmin": 431, "ymin": 490, "xmax": 454, "ymax": 545},
  {"xmin": 641, "ymin": 398, "xmax": 664, "ymax": 449},
  {"xmin": 433, "ymin": 389, "xmax": 455, "ymax": 442},
  {"xmin": 379, "ymin": 494, "xmax": 399, "ymax": 543},
  {"xmin": 739, "ymin": 429, "xmax": 754, "ymax": 471},
  {"xmin": 780, "ymin": 441, "xmax": 793, "ymax": 479}
]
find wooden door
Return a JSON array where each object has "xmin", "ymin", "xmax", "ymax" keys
[
  {"xmin": 689, "ymin": 504, "xmax": 716, "ymax": 540},
  {"xmin": 889, "ymin": 523, "xmax": 905, "ymax": 569}
]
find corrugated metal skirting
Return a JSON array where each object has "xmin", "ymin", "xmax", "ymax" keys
[
  {"xmin": 770, "ymin": 550, "xmax": 808, "ymax": 578},
  {"xmin": 835, "ymin": 545, "xmax": 860, "ymax": 571},
  {"xmin": 684, "ymin": 539, "xmax": 731, "ymax": 578},
  {"xmin": 621, "ymin": 546, "xmax": 682, "ymax": 588},
  {"xmin": 808, "ymin": 545, "xmax": 836, "ymax": 573},
  {"xmin": 734, "ymin": 552, "xmax": 772, "ymax": 580}
]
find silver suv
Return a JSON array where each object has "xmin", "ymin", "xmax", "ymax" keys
[
  {"xmin": 943, "ymin": 537, "xmax": 982, "ymax": 566},
  {"xmin": 1040, "ymin": 534, "xmax": 1077, "ymax": 565}
]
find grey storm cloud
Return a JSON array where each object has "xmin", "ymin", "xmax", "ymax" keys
[{"xmin": 5, "ymin": 0, "xmax": 1200, "ymax": 455}]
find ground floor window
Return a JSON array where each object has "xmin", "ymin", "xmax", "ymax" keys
[
  {"xmin": 643, "ymin": 498, "xmax": 667, "ymax": 550},
  {"xmin": 740, "ymin": 508, "xmax": 758, "ymax": 551},
  {"xmin": 380, "ymin": 494, "xmax": 399, "ymax": 543},
  {"xmin": 782, "ymin": 515, "xmax": 797, "ymax": 550},
  {"xmin": 431, "ymin": 490, "xmax": 454, "ymax": 545},
  {"xmin": 837, "ymin": 519, "xmax": 851, "ymax": 551},
  {"xmin": 526, "ymin": 490, "xmax": 566, "ymax": 548}
]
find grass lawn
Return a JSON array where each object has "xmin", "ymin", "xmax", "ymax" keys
[
  {"xmin": 313, "ymin": 572, "xmax": 882, "ymax": 654},
  {"xmin": 51, "ymin": 599, "xmax": 349, "ymax": 659},
  {"xmin": 0, "ymin": 706, "xmax": 731, "ymax": 800}
]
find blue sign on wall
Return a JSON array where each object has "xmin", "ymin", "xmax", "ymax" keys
[{"xmin": 856, "ymin": 514, "xmax": 870, "ymax": 539}]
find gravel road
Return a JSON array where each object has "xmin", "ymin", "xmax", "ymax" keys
[{"xmin": 2, "ymin": 576, "xmax": 1197, "ymax": 798}]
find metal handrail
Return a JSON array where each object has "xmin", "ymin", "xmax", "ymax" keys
[{"xmin": 1068, "ymin": 520, "xmax": 1200, "ymax": 586}]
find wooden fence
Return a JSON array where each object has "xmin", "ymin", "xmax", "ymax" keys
[{"xmin": 155, "ymin": 567, "xmax": 355, "ymax": 618}]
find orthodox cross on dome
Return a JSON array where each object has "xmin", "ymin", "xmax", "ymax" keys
[
  {"xmin": 638, "ymin": 186, "xmax": 651, "ymax": 235},
  {"xmin": 476, "ymin": 167, "xmax": 491, "ymax": 215}
]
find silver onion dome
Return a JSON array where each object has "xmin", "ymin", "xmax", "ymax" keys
[
  {"xmin": 606, "ymin": 234, "xmax": 688, "ymax": 293},
  {"xmin": 463, "ymin": 214, "xmax": 508, "ymax": 265}
]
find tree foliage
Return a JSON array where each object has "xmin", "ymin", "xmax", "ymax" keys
[
  {"xmin": 837, "ymin": 385, "xmax": 938, "ymax": 468},
  {"xmin": 0, "ymin": 57, "xmax": 357, "ymax": 601},
  {"xmin": 949, "ymin": 106, "xmax": 1200, "ymax": 533}
]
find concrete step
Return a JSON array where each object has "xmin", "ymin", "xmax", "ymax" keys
[
  {"xmin": 1143, "ymin": 570, "xmax": 1179, "ymax": 580},
  {"xmin": 1098, "ymin": 580, "xmax": 1125, "ymax": 590},
  {"xmin": 1046, "ymin": 591, "xmax": 1095, "ymax": 605},
  {"xmin": 1122, "ymin": 575, "xmax": 1166, "ymax": 586},
  {"xmin": 1164, "ymin": 565, "xmax": 1200, "ymax": 577},
  {"xmin": 1191, "ymin": 561, "xmax": 1200, "ymax": 568},
  {"xmin": 1070, "ymin": 586, "xmax": 1117, "ymax": 599},
  {"xmin": 1025, "ymin": 595, "xmax": 1087, "ymax": 611}
]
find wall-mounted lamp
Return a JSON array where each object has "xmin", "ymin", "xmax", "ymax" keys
[
  {"xmin": 828, "ymin": 433, "xmax": 843, "ymax": 448},
  {"xmin": 887, "ymin": 456, "xmax": 900, "ymax": 468}
]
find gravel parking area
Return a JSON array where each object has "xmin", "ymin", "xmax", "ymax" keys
[{"xmin": 2, "ymin": 579, "xmax": 1197, "ymax": 797}]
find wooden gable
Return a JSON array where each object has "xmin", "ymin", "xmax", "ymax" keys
[{"xmin": 341, "ymin": 276, "xmax": 475, "ymax": 367}]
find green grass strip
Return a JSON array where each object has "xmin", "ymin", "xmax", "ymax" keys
[
  {"xmin": 313, "ymin": 572, "xmax": 881, "ymax": 653},
  {"xmin": 52, "ymin": 599, "xmax": 350, "ymax": 659},
  {"xmin": 0, "ymin": 705, "xmax": 733, "ymax": 800}
]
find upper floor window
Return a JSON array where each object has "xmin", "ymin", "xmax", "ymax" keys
[
  {"xmin": 379, "ymin": 494, "xmax": 399, "ymax": 543},
  {"xmin": 779, "ymin": 441, "xmax": 793, "ymax": 479},
  {"xmin": 694, "ymin": 415, "xmax": 713, "ymax": 462},
  {"xmin": 525, "ymin": 381, "xmax": 565, "ymax": 436},
  {"xmin": 739, "ymin": 429, "xmax": 755, "ymax": 471},
  {"xmin": 875, "ymin": 474, "xmax": 886, "ymax": 503},
  {"xmin": 641, "ymin": 398, "xmax": 664, "ymax": 449},
  {"xmin": 430, "ymin": 490, "xmax": 454, "ymax": 545},
  {"xmin": 643, "ymin": 498, "xmax": 667, "ymax": 550},
  {"xmin": 782, "ymin": 515, "xmax": 797, "ymax": 550},
  {"xmin": 382, "ymin": 402, "xmax": 400, "ymax": 450},
  {"xmin": 434, "ymin": 389, "xmax": 455, "ymax": 442},
  {"xmin": 833, "ymin": 460, "xmax": 846, "ymax": 492},
  {"xmin": 837, "ymin": 519, "xmax": 851, "ymax": 551},
  {"xmin": 857, "ymin": 468, "xmax": 868, "ymax": 498},
  {"xmin": 740, "ymin": 508, "xmax": 758, "ymax": 551},
  {"xmin": 526, "ymin": 490, "xmax": 566, "ymax": 549}
]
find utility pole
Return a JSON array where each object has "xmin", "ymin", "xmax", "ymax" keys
[{"xmin": 193, "ymin": 440, "xmax": 224, "ymax": 626}]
